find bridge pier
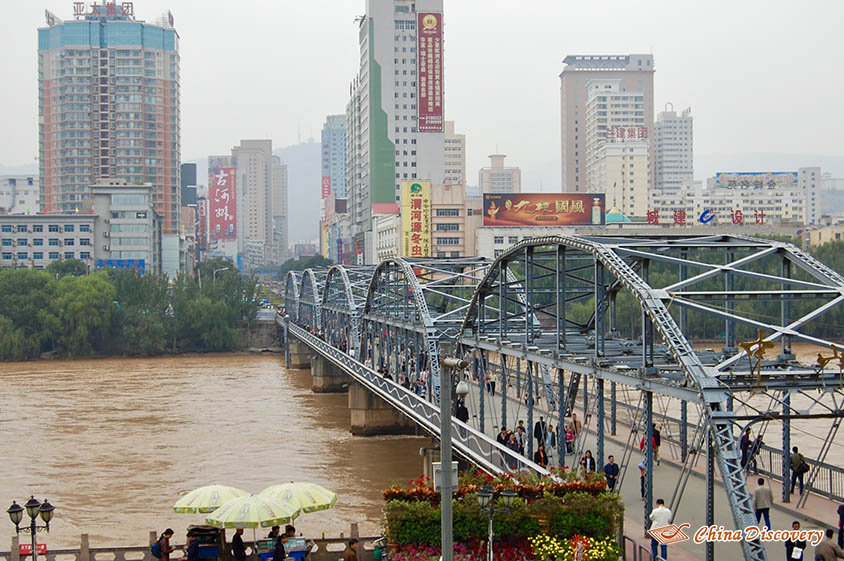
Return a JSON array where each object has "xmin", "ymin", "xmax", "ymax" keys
[
  {"xmin": 348, "ymin": 382, "xmax": 415, "ymax": 436},
  {"xmin": 288, "ymin": 339, "xmax": 314, "ymax": 369},
  {"xmin": 311, "ymin": 355, "xmax": 349, "ymax": 393}
]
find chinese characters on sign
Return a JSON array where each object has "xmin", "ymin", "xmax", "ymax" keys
[
  {"xmin": 714, "ymin": 172, "xmax": 797, "ymax": 190},
  {"xmin": 606, "ymin": 126, "xmax": 648, "ymax": 141},
  {"xmin": 401, "ymin": 181, "xmax": 431, "ymax": 257},
  {"xmin": 417, "ymin": 12, "xmax": 443, "ymax": 133},
  {"xmin": 74, "ymin": 1, "xmax": 134, "ymax": 19},
  {"xmin": 321, "ymin": 177, "xmax": 331, "ymax": 200},
  {"xmin": 647, "ymin": 208, "xmax": 767, "ymax": 226},
  {"xmin": 483, "ymin": 194, "xmax": 605, "ymax": 226},
  {"xmin": 209, "ymin": 167, "xmax": 237, "ymax": 240},
  {"xmin": 197, "ymin": 197, "xmax": 208, "ymax": 251}
]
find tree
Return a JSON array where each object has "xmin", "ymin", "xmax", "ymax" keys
[
  {"xmin": 46, "ymin": 272, "xmax": 117, "ymax": 356},
  {"xmin": 0, "ymin": 268, "xmax": 57, "ymax": 358},
  {"xmin": 47, "ymin": 258, "xmax": 87, "ymax": 278},
  {"xmin": 278, "ymin": 255, "xmax": 332, "ymax": 278}
]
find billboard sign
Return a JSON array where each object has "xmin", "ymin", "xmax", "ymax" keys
[
  {"xmin": 483, "ymin": 194, "xmax": 605, "ymax": 226},
  {"xmin": 714, "ymin": 172, "xmax": 797, "ymax": 190},
  {"xmin": 321, "ymin": 176, "xmax": 331, "ymax": 199},
  {"xmin": 417, "ymin": 12, "xmax": 443, "ymax": 133},
  {"xmin": 96, "ymin": 259, "xmax": 145, "ymax": 275},
  {"xmin": 209, "ymin": 167, "xmax": 236, "ymax": 240},
  {"xmin": 197, "ymin": 197, "xmax": 207, "ymax": 251},
  {"xmin": 401, "ymin": 181, "xmax": 431, "ymax": 257}
]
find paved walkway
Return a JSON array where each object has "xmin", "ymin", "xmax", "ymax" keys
[{"xmin": 459, "ymin": 377, "xmax": 842, "ymax": 561}]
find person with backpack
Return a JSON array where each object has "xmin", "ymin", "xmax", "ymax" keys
[
  {"xmin": 151, "ymin": 529, "xmax": 174, "ymax": 561},
  {"xmin": 791, "ymin": 446, "xmax": 809, "ymax": 495}
]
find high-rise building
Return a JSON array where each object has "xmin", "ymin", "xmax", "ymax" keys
[
  {"xmin": 0, "ymin": 176, "xmax": 40, "ymax": 215},
  {"xmin": 271, "ymin": 156, "xmax": 288, "ymax": 261},
  {"xmin": 654, "ymin": 105, "xmax": 693, "ymax": 190},
  {"xmin": 443, "ymin": 121, "xmax": 465, "ymax": 186},
  {"xmin": 560, "ymin": 55, "xmax": 654, "ymax": 193},
  {"xmin": 321, "ymin": 115, "xmax": 347, "ymax": 199},
  {"xmin": 584, "ymin": 80, "xmax": 649, "ymax": 217},
  {"xmin": 180, "ymin": 163, "xmax": 197, "ymax": 206},
  {"xmin": 479, "ymin": 154, "xmax": 521, "ymax": 194},
  {"xmin": 38, "ymin": 2, "xmax": 180, "ymax": 236},
  {"xmin": 231, "ymin": 140, "xmax": 273, "ymax": 267},
  {"xmin": 346, "ymin": 0, "xmax": 445, "ymax": 264}
]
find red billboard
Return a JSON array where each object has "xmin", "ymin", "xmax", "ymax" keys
[
  {"xmin": 321, "ymin": 176, "xmax": 331, "ymax": 199},
  {"xmin": 209, "ymin": 167, "xmax": 236, "ymax": 240},
  {"xmin": 483, "ymin": 194, "xmax": 606, "ymax": 226},
  {"xmin": 417, "ymin": 12, "xmax": 443, "ymax": 133}
]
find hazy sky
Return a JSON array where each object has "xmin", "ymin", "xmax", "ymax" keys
[{"xmin": 3, "ymin": 0, "xmax": 844, "ymax": 188}]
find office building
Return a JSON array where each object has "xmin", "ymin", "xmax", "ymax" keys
[
  {"xmin": 38, "ymin": 2, "xmax": 180, "ymax": 237},
  {"xmin": 431, "ymin": 183, "xmax": 481, "ymax": 257},
  {"xmin": 654, "ymin": 105, "xmax": 693, "ymax": 190},
  {"xmin": 346, "ymin": 0, "xmax": 445, "ymax": 264},
  {"xmin": 272, "ymin": 156, "xmax": 288, "ymax": 262},
  {"xmin": 0, "ymin": 176, "xmax": 40, "ymax": 215},
  {"xmin": 231, "ymin": 140, "xmax": 273, "ymax": 267},
  {"xmin": 479, "ymin": 154, "xmax": 521, "ymax": 194},
  {"xmin": 180, "ymin": 163, "xmax": 197, "ymax": 206},
  {"xmin": 593, "ymin": 141, "xmax": 649, "ymax": 217},
  {"xmin": 321, "ymin": 115, "xmax": 347, "ymax": 199},
  {"xmin": 443, "ymin": 121, "xmax": 466, "ymax": 186},
  {"xmin": 560, "ymin": 54, "xmax": 655, "ymax": 193}
]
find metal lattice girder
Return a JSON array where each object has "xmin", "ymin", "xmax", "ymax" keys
[
  {"xmin": 320, "ymin": 265, "xmax": 375, "ymax": 357},
  {"xmin": 298, "ymin": 269, "xmax": 326, "ymax": 329},
  {"xmin": 283, "ymin": 271, "xmax": 301, "ymax": 323}
]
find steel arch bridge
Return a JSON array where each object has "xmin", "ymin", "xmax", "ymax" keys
[{"xmin": 281, "ymin": 235, "xmax": 844, "ymax": 561}]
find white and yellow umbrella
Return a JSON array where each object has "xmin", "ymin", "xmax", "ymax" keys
[
  {"xmin": 205, "ymin": 495, "xmax": 300, "ymax": 529},
  {"xmin": 259, "ymin": 482, "xmax": 337, "ymax": 514},
  {"xmin": 173, "ymin": 484, "xmax": 249, "ymax": 514}
]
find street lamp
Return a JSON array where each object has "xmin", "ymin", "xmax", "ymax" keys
[
  {"xmin": 476, "ymin": 484, "xmax": 516, "ymax": 561},
  {"xmin": 7, "ymin": 497, "xmax": 55, "ymax": 561},
  {"xmin": 213, "ymin": 266, "xmax": 230, "ymax": 284},
  {"xmin": 440, "ymin": 356, "xmax": 469, "ymax": 561}
]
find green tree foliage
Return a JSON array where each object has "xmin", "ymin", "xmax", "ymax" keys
[
  {"xmin": 278, "ymin": 254, "xmax": 332, "ymax": 278},
  {"xmin": 47, "ymin": 258, "xmax": 87, "ymax": 278},
  {"xmin": 46, "ymin": 272, "xmax": 117, "ymax": 356}
]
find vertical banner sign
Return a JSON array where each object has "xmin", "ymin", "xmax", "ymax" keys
[
  {"xmin": 197, "ymin": 197, "xmax": 208, "ymax": 251},
  {"xmin": 209, "ymin": 167, "xmax": 237, "ymax": 240},
  {"xmin": 321, "ymin": 176, "xmax": 331, "ymax": 199},
  {"xmin": 401, "ymin": 181, "xmax": 431, "ymax": 257},
  {"xmin": 417, "ymin": 12, "xmax": 443, "ymax": 133}
]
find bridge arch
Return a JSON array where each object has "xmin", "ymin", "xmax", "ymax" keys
[
  {"xmin": 298, "ymin": 268, "xmax": 322, "ymax": 329},
  {"xmin": 360, "ymin": 258, "xmax": 442, "ymax": 403},
  {"xmin": 284, "ymin": 271, "xmax": 300, "ymax": 323},
  {"xmin": 321, "ymin": 265, "xmax": 358, "ymax": 355}
]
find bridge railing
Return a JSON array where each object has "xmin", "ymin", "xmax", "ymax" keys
[{"xmin": 287, "ymin": 322, "xmax": 548, "ymax": 477}]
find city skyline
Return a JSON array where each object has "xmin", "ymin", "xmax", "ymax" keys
[{"xmin": 2, "ymin": 0, "xmax": 844, "ymax": 191}]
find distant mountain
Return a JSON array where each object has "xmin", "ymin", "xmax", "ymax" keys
[
  {"xmin": 0, "ymin": 163, "xmax": 38, "ymax": 175},
  {"xmin": 274, "ymin": 139, "xmax": 321, "ymax": 243}
]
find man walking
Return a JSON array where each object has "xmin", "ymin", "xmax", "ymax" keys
[
  {"xmin": 791, "ymin": 446, "xmax": 808, "ymax": 495},
  {"xmin": 753, "ymin": 477, "xmax": 773, "ymax": 529},
  {"xmin": 232, "ymin": 529, "xmax": 246, "ymax": 561},
  {"xmin": 786, "ymin": 521, "xmax": 807, "ymax": 561},
  {"xmin": 815, "ymin": 528, "xmax": 844, "ymax": 561},
  {"xmin": 343, "ymin": 538, "xmax": 359, "ymax": 561},
  {"xmin": 604, "ymin": 455, "xmax": 620, "ymax": 492},
  {"xmin": 534, "ymin": 416, "xmax": 548, "ymax": 449},
  {"xmin": 649, "ymin": 498, "xmax": 672, "ymax": 561}
]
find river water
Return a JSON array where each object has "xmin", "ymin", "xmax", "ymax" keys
[{"xmin": 0, "ymin": 355, "xmax": 429, "ymax": 548}]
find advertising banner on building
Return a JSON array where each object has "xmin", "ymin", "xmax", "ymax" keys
[
  {"xmin": 96, "ymin": 259, "xmax": 146, "ymax": 275},
  {"xmin": 197, "ymin": 197, "xmax": 208, "ymax": 251},
  {"xmin": 483, "ymin": 193, "xmax": 606, "ymax": 226},
  {"xmin": 714, "ymin": 172, "xmax": 797, "ymax": 189},
  {"xmin": 209, "ymin": 167, "xmax": 237, "ymax": 240},
  {"xmin": 401, "ymin": 181, "xmax": 432, "ymax": 257},
  {"xmin": 321, "ymin": 176, "xmax": 331, "ymax": 199},
  {"xmin": 417, "ymin": 12, "xmax": 443, "ymax": 133}
]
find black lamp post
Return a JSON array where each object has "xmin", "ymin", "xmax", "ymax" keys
[
  {"xmin": 7, "ymin": 496, "xmax": 54, "ymax": 561},
  {"xmin": 476, "ymin": 484, "xmax": 516, "ymax": 561}
]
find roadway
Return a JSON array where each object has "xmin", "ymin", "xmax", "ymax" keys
[{"xmin": 458, "ymin": 377, "xmax": 835, "ymax": 561}]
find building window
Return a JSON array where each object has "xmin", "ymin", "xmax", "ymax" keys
[
  {"xmin": 80, "ymin": 251, "xmax": 91, "ymax": 259},
  {"xmin": 49, "ymin": 225, "xmax": 60, "ymax": 232},
  {"xmin": 436, "ymin": 209, "xmax": 460, "ymax": 217},
  {"xmin": 436, "ymin": 223, "xmax": 459, "ymax": 231},
  {"xmin": 49, "ymin": 238, "xmax": 59, "ymax": 246},
  {"xmin": 0, "ymin": 225, "xmax": 11, "ymax": 233},
  {"xmin": 450, "ymin": 252, "xmax": 461, "ymax": 258},
  {"xmin": 493, "ymin": 236, "xmax": 505, "ymax": 244},
  {"xmin": 64, "ymin": 239, "xmax": 75, "ymax": 246},
  {"xmin": 49, "ymin": 252, "xmax": 59, "ymax": 260},
  {"xmin": 17, "ymin": 225, "xmax": 27, "ymax": 233},
  {"xmin": 17, "ymin": 252, "xmax": 27, "ymax": 260},
  {"xmin": 508, "ymin": 236, "xmax": 518, "ymax": 244},
  {"xmin": 436, "ymin": 237, "xmax": 460, "ymax": 245},
  {"xmin": 32, "ymin": 225, "xmax": 43, "ymax": 232},
  {"xmin": 1, "ymin": 239, "xmax": 10, "ymax": 247},
  {"xmin": 80, "ymin": 224, "xmax": 91, "ymax": 232},
  {"xmin": 17, "ymin": 239, "xmax": 28, "ymax": 246},
  {"xmin": 494, "ymin": 249, "xmax": 503, "ymax": 258},
  {"xmin": 1, "ymin": 252, "xmax": 11, "ymax": 260},
  {"xmin": 80, "ymin": 238, "xmax": 90, "ymax": 246},
  {"xmin": 33, "ymin": 252, "xmax": 44, "ymax": 260},
  {"xmin": 64, "ymin": 252, "xmax": 74, "ymax": 260},
  {"xmin": 64, "ymin": 224, "xmax": 75, "ymax": 232}
]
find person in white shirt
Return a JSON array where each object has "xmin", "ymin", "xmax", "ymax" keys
[{"xmin": 649, "ymin": 498, "xmax": 673, "ymax": 560}]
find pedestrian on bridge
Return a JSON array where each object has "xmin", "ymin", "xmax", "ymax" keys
[
  {"xmin": 740, "ymin": 428, "xmax": 752, "ymax": 469},
  {"xmin": 791, "ymin": 446, "xmax": 809, "ymax": 496},
  {"xmin": 649, "ymin": 499, "xmax": 673, "ymax": 561},
  {"xmin": 603, "ymin": 455, "xmax": 620, "ymax": 492},
  {"xmin": 838, "ymin": 504, "xmax": 844, "ymax": 548},
  {"xmin": 638, "ymin": 458, "xmax": 648, "ymax": 500},
  {"xmin": 488, "ymin": 370, "xmax": 497, "ymax": 396},
  {"xmin": 580, "ymin": 450, "xmax": 596, "ymax": 475},
  {"xmin": 516, "ymin": 426, "xmax": 527, "ymax": 456},
  {"xmin": 534, "ymin": 444, "xmax": 548, "ymax": 468},
  {"xmin": 545, "ymin": 424, "xmax": 557, "ymax": 465},
  {"xmin": 534, "ymin": 416, "xmax": 548, "ymax": 449},
  {"xmin": 497, "ymin": 427, "xmax": 509, "ymax": 446},
  {"xmin": 753, "ymin": 477, "xmax": 774, "ymax": 529},
  {"xmin": 815, "ymin": 528, "xmax": 844, "ymax": 561},
  {"xmin": 786, "ymin": 520, "xmax": 807, "ymax": 561},
  {"xmin": 456, "ymin": 398, "xmax": 470, "ymax": 424},
  {"xmin": 565, "ymin": 424, "xmax": 575, "ymax": 454}
]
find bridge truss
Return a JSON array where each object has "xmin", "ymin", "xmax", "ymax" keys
[{"xmin": 282, "ymin": 235, "xmax": 844, "ymax": 561}]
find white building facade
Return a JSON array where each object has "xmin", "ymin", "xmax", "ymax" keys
[
  {"xmin": 0, "ymin": 176, "xmax": 39, "ymax": 215},
  {"xmin": 653, "ymin": 105, "xmax": 693, "ymax": 190}
]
